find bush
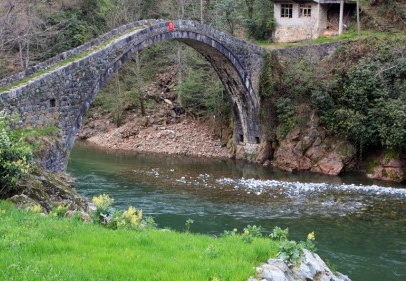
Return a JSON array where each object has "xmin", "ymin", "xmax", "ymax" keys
[
  {"xmin": 271, "ymin": 37, "xmax": 406, "ymax": 153},
  {"xmin": 0, "ymin": 113, "xmax": 33, "ymax": 197},
  {"xmin": 91, "ymin": 194, "xmax": 155, "ymax": 230},
  {"xmin": 276, "ymin": 98, "xmax": 296, "ymax": 139}
]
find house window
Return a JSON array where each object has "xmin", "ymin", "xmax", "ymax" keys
[
  {"xmin": 281, "ymin": 4, "xmax": 293, "ymax": 18},
  {"xmin": 299, "ymin": 4, "xmax": 312, "ymax": 17}
]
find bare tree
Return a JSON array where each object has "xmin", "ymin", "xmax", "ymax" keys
[
  {"xmin": 0, "ymin": 0, "xmax": 60, "ymax": 68},
  {"xmin": 106, "ymin": 0, "xmax": 142, "ymax": 29}
]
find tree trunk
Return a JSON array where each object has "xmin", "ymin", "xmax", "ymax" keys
[
  {"xmin": 245, "ymin": 0, "xmax": 255, "ymax": 19},
  {"xmin": 178, "ymin": 0, "xmax": 185, "ymax": 19},
  {"xmin": 134, "ymin": 51, "xmax": 146, "ymax": 117}
]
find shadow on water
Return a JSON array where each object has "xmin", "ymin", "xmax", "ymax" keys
[{"xmin": 68, "ymin": 142, "xmax": 406, "ymax": 281}]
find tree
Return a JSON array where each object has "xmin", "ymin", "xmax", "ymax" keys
[
  {"xmin": 245, "ymin": 0, "xmax": 255, "ymax": 20},
  {"xmin": 0, "ymin": 0, "xmax": 47, "ymax": 68},
  {"xmin": 214, "ymin": 0, "xmax": 243, "ymax": 35},
  {"xmin": 244, "ymin": 0, "xmax": 274, "ymax": 40}
]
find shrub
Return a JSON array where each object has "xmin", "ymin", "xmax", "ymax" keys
[
  {"xmin": 91, "ymin": 194, "xmax": 156, "ymax": 230},
  {"xmin": 242, "ymin": 225, "xmax": 263, "ymax": 243},
  {"xmin": 117, "ymin": 206, "xmax": 143, "ymax": 229},
  {"xmin": 50, "ymin": 204, "xmax": 71, "ymax": 218},
  {"xmin": 269, "ymin": 226, "xmax": 289, "ymax": 241},
  {"xmin": 0, "ymin": 113, "xmax": 33, "ymax": 197},
  {"xmin": 91, "ymin": 193, "xmax": 116, "ymax": 225},
  {"xmin": 270, "ymin": 226, "xmax": 317, "ymax": 266},
  {"xmin": 276, "ymin": 97, "xmax": 296, "ymax": 139},
  {"xmin": 277, "ymin": 240, "xmax": 304, "ymax": 266}
]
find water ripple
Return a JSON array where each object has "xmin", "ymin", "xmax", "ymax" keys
[{"xmin": 216, "ymin": 177, "xmax": 406, "ymax": 199}]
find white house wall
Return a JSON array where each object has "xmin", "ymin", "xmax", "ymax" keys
[{"xmin": 273, "ymin": 3, "xmax": 328, "ymax": 43}]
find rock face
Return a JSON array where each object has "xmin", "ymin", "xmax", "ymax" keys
[
  {"xmin": 7, "ymin": 167, "xmax": 88, "ymax": 213},
  {"xmin": 273, "ymin": 110, "xmax": 356, "ymax": 176},
  {"xmin": 366, "ymin": 151, "xmax": 406, "ymax": 182},
  {"xmin": 250, "ymin": 249, "xmax": 351, "ymax": 281}
]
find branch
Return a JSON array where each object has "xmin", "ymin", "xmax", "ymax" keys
[{"xmin": 5, "ymin": 1, "xmax": 15, "ymax": 19}]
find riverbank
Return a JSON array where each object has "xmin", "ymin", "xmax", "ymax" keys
[
  {"xmin": 78, "ymin": 108, "xmax": 231, "ymax": 159},
  {"xmin": 0, "ymin": 200, "xmax": 272, "ymax": 280},
  {"xmin": 0, "ymin": 200, "xmax": 351, "ymax": 281}
]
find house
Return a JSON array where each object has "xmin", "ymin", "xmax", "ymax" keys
[{"xmin": 272, "ymin": 0, "xmax": 356, "ymax": 43}]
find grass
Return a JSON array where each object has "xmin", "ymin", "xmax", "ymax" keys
[
  {"xmin": 0, "ymin": 201, "xmax": 278, "ymax": 281},
  {"xmin": 256, "ymin": 30, "xmax": 406, "ymax": 49}
]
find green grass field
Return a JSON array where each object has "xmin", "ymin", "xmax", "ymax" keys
[{"xmin": 0, "ymin": 201, "xmax": 278, "ymax": 281}]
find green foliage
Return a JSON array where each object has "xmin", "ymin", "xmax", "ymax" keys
[
  {"xmin": 178, "ymin": 48, "xmax": 231, "ymax": 125},
  {"xmin": 259, "ymin": 53, "xmax": 274, "ymax": 99},
  {"xmin": 91, "ymin": 194, "xmax": 155, "ymax": 230},
  {"xmin": 223, "ymin": 225, "xmax": 262, "ymax": 243},
  {"xmin": 91, "ymin": 193, "xmax": 117, "ymax": 225},
  {"xmin": 321, "ymin": 42, "xmax": 406, "ymax": 149},
  {"xmin": 274, "ymin": 37, "xmax": 406, "ymax": 153},
  {"xmin": 223, "ymin": 228, "xmax": 238, "ymax": 237},
  {"xmin": 117, "ymin": 206, "xmax": 144, "ymax": 229},
  {"xmin": 26, "ymin": 204, "xmax": 42, "ymax": 214},
  {"xmin": 204, "ymin": 244, "xmax": 220, "ymax": 259},
  {"xmin": 276, "ymin": 97, "xmax": 296, "ymax": 139},
  {"xmin": 241, "ymin": 225, "xmax": 262, "ymax": 243},
  {"xmin": 269, "ymin": 227, "xmax": 317, "ymax": 266},
  {"xmin": 282, "ymin": 57, "xmax": 325, "ymax": 99},
  {"xmin": 185, "ymin": 218, "xmax": 194, "ymax": 232},
  {"xmin": 244, "ymin": 0, "xmax": 274, "ymax": 40},
  {"xmin": 50, "ymin": 204, "xmax": 71, "ymax": 218},
  {"xmin": 45, "ymin": 10, "xmax": 88, "ymax": 58},
  {"xmin": 0, "ymin": 113, "xmax": 33, "ymax": 197},
  {"xmin": 0, "ymin": 200, "xmax": 274, "ymax": 281},
  {"xmin": 213, "ymin": 0, "xmax": 244, "ymax": 35},
  {"xmin": 278, "ymin": 240, "xmax": 304, "ymax": 266},
  {"xmin": 300, "ymin": 231, "xmax": 317, "ymax": 253},
  {"xmin": 80, "ymin": 0, "xmax": 110, "ymax": 36},
  {"xmin": 269, "ymin": 226, "xmax": 289, "ymax": 241},
  {"xmin": 92, "ymin": 193, "xmax": 114, "ymax": 212}
]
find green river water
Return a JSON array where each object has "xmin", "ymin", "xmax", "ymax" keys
[{"xmin": 68, "ymin": 142, "xmax": 406, "ymax": 281}]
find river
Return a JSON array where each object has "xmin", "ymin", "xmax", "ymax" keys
[{"xmin": 68, "ymin": 142, "xmax": 406, "ymax": 281}]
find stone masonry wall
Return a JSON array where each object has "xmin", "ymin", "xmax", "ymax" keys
[{"xmin": 0, "ymin": 20, "xmax": 265, "ymax": 171}]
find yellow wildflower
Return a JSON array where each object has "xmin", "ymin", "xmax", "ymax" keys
[
  {"xmin": 92, "ymin": 194, "xmax": 114, "ymax": 211},
  {"xmin": 307, "ymin": 231, "xmax": 316, "ymax": 241},
  {"xmin": 27, "ymin": 204, "xmax": 42, "ymax": 214}
]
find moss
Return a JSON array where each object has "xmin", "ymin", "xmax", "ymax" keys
[
  {"xmin": 0, "ymin": 26, "xmax": 143, "ymax": 93},
  {"xmin": 381, "ymin": 168, "xmax": 388, "ymax": 178},
  {"xmin": 383, "ymin": 149, "xmax": 400, "ymax": 162},
  {"xmin": 365, "ymin": 160, "xmax": 379, "ymax": 175},
  {"xmin": 8, "ymin": 167, "xmax": 88, "ymax": 213}
]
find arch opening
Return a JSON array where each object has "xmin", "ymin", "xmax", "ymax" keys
[{"xmin": 68, "ymin": 25, "xmax": 262, "ymax": 152}]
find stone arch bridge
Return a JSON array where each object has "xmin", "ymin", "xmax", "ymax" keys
[{"xmin": 0, "ymin": 20, "xmax": 266, "ymax": 171}]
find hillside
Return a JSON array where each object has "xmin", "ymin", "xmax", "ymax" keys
[{"xmin": 361, "ymin": 0, "xmax": 406, "ymax": 32}]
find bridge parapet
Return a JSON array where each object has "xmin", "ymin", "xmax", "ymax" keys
[
  {"xmin": 0, "ymin": 20, "xmax": 164, "ymax": 90},
  {"xmin": 0, "ymin": 20, "xmax": 265, "ymax": 171}
]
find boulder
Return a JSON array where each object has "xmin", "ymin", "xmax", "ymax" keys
[
  {"xmin": 7, "ymin": 167, "xmax": 88, "ymax": 214},
  {"xmin": 256, "ymin": 140, "xmax": 273, "ymax": 164},
  {"xmin": 366, "ymin": 151, "xmax": 406, "ymax": 182},
  {"xmin": 273, "ymin": 107, "xmax": 356, "ymax": 176},
  {"xmin": 250, "ymin": 249, "xmax": 351, "ymax": 281}
]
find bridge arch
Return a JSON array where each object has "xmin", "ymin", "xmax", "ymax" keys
[{"xmin": 0, "ymin": 20, "xmax": 265, "ymax": 171}]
